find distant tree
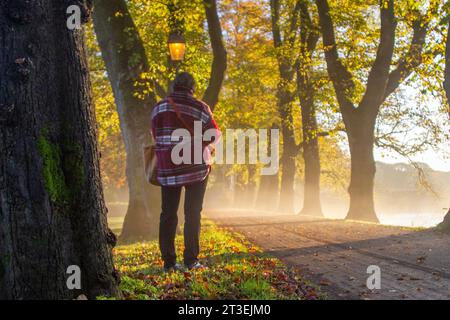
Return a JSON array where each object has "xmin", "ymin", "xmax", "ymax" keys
[
  {"xmin": 0, "ymin": 0, "xmax": 120, "ymax": 298},
  {"xmin": 219, "ymin": 0, "xmax": 279, "ymax": 210},
  {"xmin": 316, "ymin": 0, "xmax": 431, "ymax": 222},
  {"xmin": 270, "ymin": 0, "xmax": 303, "ymax": 213},
  {"xmin": 86, "ymin": 24, "xmax": 128, "ymax": 197},
  {"xmin": 296, "ymin": 0, "xmax": 323, "ymax": 216}
]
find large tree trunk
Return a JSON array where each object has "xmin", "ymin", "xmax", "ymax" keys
[
  {"xmin": 439, "ymin": 21, "xmax": 450, "ymax": 231},
  {"xmin": 93, "ymin": 0, "xmax": 160, "ymax": 242},
  {"xmin": 299, "ymin": 98, "xmax": 323, "ymax": 216},
  {"xmin": 345, "ymin": 119, "xmax": 379, "ymax": 222},
  {"xmin": 316, "ymin": 0, "xmax": 403, "ymax": 222},
  {"xmin": 0, "ymin": 0, "xmax": 120, "ymax": 299},
  {"xmin": 445, "ymin": 22, "xmax": 450, "ymax": 105}
]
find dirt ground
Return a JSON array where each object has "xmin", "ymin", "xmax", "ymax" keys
[{"xmin": 211, "ymin": 211, "xmax": 450, "ymax": 300}]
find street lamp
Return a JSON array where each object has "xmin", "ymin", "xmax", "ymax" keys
[{"xmin": 168, "ymin": 33, "xmax": 186, "ymax": 62}]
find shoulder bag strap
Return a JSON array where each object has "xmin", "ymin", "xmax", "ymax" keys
[{"xmin": 168, "ymin": 97, "xmax": 194, "ymax": 135}]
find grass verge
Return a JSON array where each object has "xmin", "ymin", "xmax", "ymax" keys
[{"xmin": 109, "ymin": 220, "xmax": 321, "ymax": 300}]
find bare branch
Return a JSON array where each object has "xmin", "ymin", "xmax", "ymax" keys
[{"xmin": 374, "ymin": 138, "xmax": 439, "ymax": 197}]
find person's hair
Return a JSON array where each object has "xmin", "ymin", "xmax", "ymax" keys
[{"xmin": 173, "ymin": 72, "xmax": 196, "ymax": 92}]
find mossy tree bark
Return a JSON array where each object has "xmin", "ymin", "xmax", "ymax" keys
[{"xmin": 0, "ymin": 0, "xmax": 121, "ymax": 299}]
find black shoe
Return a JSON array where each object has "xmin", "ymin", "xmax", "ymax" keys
[
  {"xmin": 164, "ymin": 263, "xmax": 183, "ymax": 273},
  {"xmin": 186, "ymin": 261, "xmax": 206, "ymax": 270}
]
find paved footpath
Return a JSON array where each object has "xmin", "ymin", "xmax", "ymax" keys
[{"xmin": 211, "ymin": 212, "xmax": 450, "ymax": 300}]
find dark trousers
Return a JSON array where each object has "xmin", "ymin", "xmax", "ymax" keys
[{"xmin": 159, "ymin": 177, "xmax": 208, "ymax": 268}]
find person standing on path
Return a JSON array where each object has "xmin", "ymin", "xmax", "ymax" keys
[{"xmin": 151, "ymin": 72, "xmax": 220, "ymax": 271}]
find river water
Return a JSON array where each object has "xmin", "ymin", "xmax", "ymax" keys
[{"xmin": 324, "ymin": 211, "xmax": 447, "ymax": 228}]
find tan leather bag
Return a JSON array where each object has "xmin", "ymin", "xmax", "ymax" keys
[
  {"xmin": 145, "ymin": 98, "xmax": 190, "ymax": 186},
  {"xmin": 143, "ymin": 138, "xmax": 160, "ymax": 186}
]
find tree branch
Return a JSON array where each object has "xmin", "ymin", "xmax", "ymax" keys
[
  {"xmin": 270, "ymin": 0, "xmax": 302, "ymax": 48},
  {"xmin": 360, "ymin": 0, "xmax": 397, "ymax": 112},
  {"xmin": 202, "ymin": 0, "xmax": 227, "ymax": 110},
  {"xmin": 270, "ymin": 0, "xmax": 282, "ymax": 48},
  {"xmin": 271, "ymin": 0, "xmax": 303, "ymax": 82},
  {"xmin": 296, "ymin": 0, "xmax": 319, "ymax": 115},
  {"xmin": 383, "ymin": 15, "xmax": 428, "ymax": 100},
  {"xmin": 315, "ymin": 0, "xmax": 356, "ymax": 114},
  {"xmin": 285, "ymin": 0, "xmax": 303, "ymax": 47},
  {"xmin": 299, "ymin": 0, "xmax": 319, "ymax": 54},
  {"xmin": 93, "ymin": 0, "xmax": 158, "ymax": 109},
  {"xmin": 444, "ymin": 21, "xmax": 450, "ymax": 112},
  {"xmin": 154, "ymin": 80, "xmax": 167, "ymax": 99}
]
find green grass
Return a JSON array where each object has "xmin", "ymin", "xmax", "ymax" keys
[{"xmin": 110, "ymin": 219, "xmax": 321, "ymax": 300}]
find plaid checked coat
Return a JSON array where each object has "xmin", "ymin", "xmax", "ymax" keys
[{"xmin": 151, "ymin": 87, "xmax": 220, "ymax": 187}]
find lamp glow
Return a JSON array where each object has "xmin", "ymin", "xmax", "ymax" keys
[{"xmin": 168, "ymin": 34, "xmax": 186, "ymax": 61}]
